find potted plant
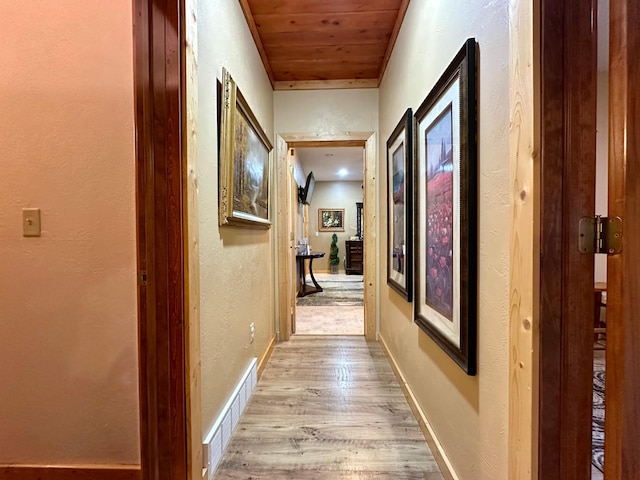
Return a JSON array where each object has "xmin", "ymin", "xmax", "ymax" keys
[{"xmin": 329, "ymin": 233, "xmax": 340, "ymax": 274}]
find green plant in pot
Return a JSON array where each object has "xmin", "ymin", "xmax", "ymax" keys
[{"xmin": 329, "ymin": 233, "xmax": 340, "ymax": 274}]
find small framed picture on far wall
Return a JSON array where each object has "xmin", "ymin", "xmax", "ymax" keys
[{"xmin": 318, "ymin": 208, "xmax": 345, "ymax": 232}]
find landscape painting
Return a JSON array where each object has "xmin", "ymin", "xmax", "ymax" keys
[
  {"xmin": 219, "ymin": 67, "xmax": 273, "ymax": 228},
  {"xmin": 233, "ymin": 109, "xmax": 270, "ymax": 222}
]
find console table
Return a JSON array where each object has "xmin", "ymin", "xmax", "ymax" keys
[{"xmin": 296, "ymin": 252, "xmax": 325, "ymax": 297}]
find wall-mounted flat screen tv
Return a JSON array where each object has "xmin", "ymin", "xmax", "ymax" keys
[{"xmin": 298, "ymin": 171, "xmax": 315, "ymax": 205}]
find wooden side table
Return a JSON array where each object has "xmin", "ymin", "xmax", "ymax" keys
[{"xmin": 296, "ymin": 252, "xmax": 325, "ymax": 297}]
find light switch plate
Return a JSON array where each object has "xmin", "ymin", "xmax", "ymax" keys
[{"xmin": 22, "ymin": 208, "xmax": 41, "ymax": 237}]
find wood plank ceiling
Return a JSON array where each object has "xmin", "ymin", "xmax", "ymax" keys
[{"xmin": 239, "ymin": 0, "xmax": 410, "ymax": 90}]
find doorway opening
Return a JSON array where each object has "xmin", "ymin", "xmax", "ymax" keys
[
  {"xmin": 291, "ymin": 145, "xmax": 365, "ymax": 335},
  {"xmin": 275, "ymin": 133, "xmax": 377, "ymax": 342}
]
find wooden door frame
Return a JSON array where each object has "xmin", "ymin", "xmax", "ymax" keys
[
  {"xmin": 288, "ymin": 158, "xmax": 299, "ymax": 334},
  {"xmin": 276, "ymin": 133, "xmax": 377, "ymax": 341},
  {"xmin": 606, "ymin": 0, "xmax": 640, "ymax": 477},
  {"xmin": 133, "ymin": 0, "xmax": 190, "ymax": 478},
  {"xmin": 537, "ymin": 0, "xmax": 598, "ymax": 478}
]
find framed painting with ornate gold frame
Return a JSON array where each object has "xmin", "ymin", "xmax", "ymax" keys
[{"xmin": 218, "ymin": 68, "xmax": 273, "ymax": 228}]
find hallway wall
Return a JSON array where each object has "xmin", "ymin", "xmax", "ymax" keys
[
  {"xmin": 274, "ymin": 89, "xmax": 378, "ymax": 136},
  {"xmin": 0, "ymin": 1, "xmax": 139, "ymax": 465},
  {"xmin": 308, "ymin": 181, "xmax": 364, "ymax": 273},
  {"xmin": 197, "ymin": 0, "xmax": 276, "ymax": 437},
  {"xmin": 378, "ymin": 0, "xmax": 511, "ymax": 478},
  {"xmin": 274, "ymin": 88, "xmax": 378, "ymax": 272}
]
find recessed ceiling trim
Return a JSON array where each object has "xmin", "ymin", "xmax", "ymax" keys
[
  {"xmin": 377, "ymin": 0, "xmax": 411, "ymax": 86},
  {"xmin": 238, "ymin": 0, "xmax": 276, "ymax": 88},
  {"xmin": 274, "ymin": 79, "xmax": 378, "ymax": 91}
]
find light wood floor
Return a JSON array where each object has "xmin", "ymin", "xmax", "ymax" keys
[{"xmin": 214, "ymin": 336, "xmax": 444, "ymax": 479}]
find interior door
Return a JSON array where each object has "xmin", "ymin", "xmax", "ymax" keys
[
  {"xmin": 538, "ymin": 1, "xmax": 597, "ymax": 478},
  {"xmin": 605, "ymin": 0, "xmax": 640, "ymax": 477}
]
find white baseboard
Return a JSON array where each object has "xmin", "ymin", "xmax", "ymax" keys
[{"xmin": 202, "ymin": 358, "xmax": 257, "ymax": 479}]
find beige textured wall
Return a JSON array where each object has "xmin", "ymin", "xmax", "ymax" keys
[
  {"xmin": 197, "ymin": 0, "xmax": 276, "ymax": 436},
  {"xmin": 0, "ymin": 1, "xmax": 139, "ymax": 464},
  {"xmin": 378, "ymin": 0, "xmax": 511, "ymax": 478},
  {"xmin": 308, "ymin": 182, "xmax": 364, "ymax": 273},
  {"xmin": 274, "ymin": 89, "xmax": 378, "ymax": 136}
]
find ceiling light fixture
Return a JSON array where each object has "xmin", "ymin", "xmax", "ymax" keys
[{"xmin": 338, "ymin": 168, "xmax": 348, "ymax": 177}]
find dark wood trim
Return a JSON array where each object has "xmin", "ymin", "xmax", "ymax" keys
[
  {"xmin": 134, "ymin": 0, "xmax": 187, "ymax": 479},
  {"xmin": 606, "ymin": 0, "xmax": 640, "ymax": 477},
  {"xmin": 0, "ymin": 466, "xmax": 141, "ymax": 480},
  {"xmin": 538, "ymin": 0, "xmax": 597, "ymax": 478}
]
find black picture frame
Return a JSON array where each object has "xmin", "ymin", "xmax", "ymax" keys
[
  {"xmin": 386, "ymin": 108, "xmax": 414, "ymax": 301},
  {"xmin": 414, "ymin": 38, "xmax": 478, "ymax": 375}
]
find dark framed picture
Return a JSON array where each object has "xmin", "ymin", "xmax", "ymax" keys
[
  {"xmin": 414, "ymin": 38, "xmax": 477, "ymax": 375},
  {"xmin": 318, "ymin": 208, "xmax": 345, "ymax": 232},
  {"xmin": 218, "ymin": 68, "xmax": 273, "ymax": 228},
  {"xmin": 386, "ymin": 108, "xmax": 414, "ymax": 301}
]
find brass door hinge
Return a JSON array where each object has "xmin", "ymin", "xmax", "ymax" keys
[{"xmin": 579, "ymin": 216, "xmax": 622, "ymax": 255}]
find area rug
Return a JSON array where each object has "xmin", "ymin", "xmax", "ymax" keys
[
  {"xmin": 294, "ymin": 305, "xmax": 363, "ymax": 335},
  {"xmin": 296, "ymin": 273, "xmax": 364, "ymax": 307},
  {"xmin": 592, "ymin": 351, "xmax": 605, "ymax": 473}
]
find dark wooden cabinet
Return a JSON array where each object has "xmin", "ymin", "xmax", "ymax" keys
[{"xmin": 345, "ymin": 240, "xmax": 363, "ymax": 275}]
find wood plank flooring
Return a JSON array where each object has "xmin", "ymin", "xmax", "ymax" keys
[{"xmin": 214, "ymin": 336, "xmax": 444, "ymax": 479}]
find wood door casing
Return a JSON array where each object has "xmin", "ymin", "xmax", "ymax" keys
[
  {"xmin": 289, "ymin": 157, "xmax": 297, "ymax": 334},
  {"xmin": 538, "ymin": 0, "xmax": 598, "ymax": 478},
  {"xmin": 278, "ymin": 133, "xmax": 376, "ymax": 341},
  {"xmin": 606, "ymin": 0, "xmax": 640, "ymax": 477},
  {"xmin": 133, "ymin": 0, "xmax": 188, "ymax": 478}
]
